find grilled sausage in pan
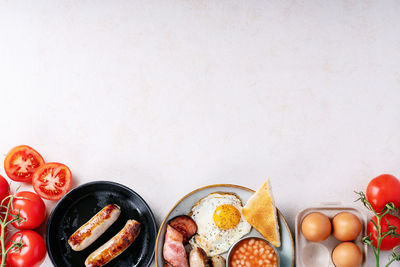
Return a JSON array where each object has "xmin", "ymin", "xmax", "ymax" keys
[
  {"xmin": 68, "ymin": 204, "xmax": 121, "ymax": 251},
  {"xmin": 85, "ymin": 219, "xmax": 141, "ymax": 267}
]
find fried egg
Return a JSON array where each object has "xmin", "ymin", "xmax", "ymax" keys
[{"xmin": 189, "ymin": 192, "xmax": 251, "ymax": 256}]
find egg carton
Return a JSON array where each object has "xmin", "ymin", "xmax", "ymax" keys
[{"xmin": 295, "ymin": 204, "xmax": 368, "ymax": 267}]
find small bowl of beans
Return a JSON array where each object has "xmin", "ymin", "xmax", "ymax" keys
[{"xmin": 227, "ymin": 237, "xmax": 279, "ymax": 267}]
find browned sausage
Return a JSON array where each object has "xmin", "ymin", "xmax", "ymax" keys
[
  {"xmin": 68, "ymin": 204, "xmax": 121, "ymax": 251},
  {"xmin": 85, "ymin": 219, "xmax": 141, "ymax": 267},
  {"xmin": 189, "ymin": 247, "xmax": 210, "ymax": 267}
]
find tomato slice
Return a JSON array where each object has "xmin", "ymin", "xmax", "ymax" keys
[
  {"xmin": 4, "ymin": 145, "xmax": 45, "ymax": 183},
  {"xmin": 32, "ymin": 162, "xmax": 72, "ymax": 200}
]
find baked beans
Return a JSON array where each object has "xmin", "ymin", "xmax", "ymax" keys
[{"xmin": 229, "ymin": 238, "xmax": 278, "ymax": 267}]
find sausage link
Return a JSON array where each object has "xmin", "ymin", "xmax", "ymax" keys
[
  {"xmin": 85, "ymin": 219, "xmax": 141, "ymax": 267},
  {"xmin": 68, "ymin": 204, "xmax": 121, "ymax": 251}
]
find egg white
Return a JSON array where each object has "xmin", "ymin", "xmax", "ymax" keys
[{"xmin": 189, "ymin": 192, "xmax": 251, "ymax": 256}]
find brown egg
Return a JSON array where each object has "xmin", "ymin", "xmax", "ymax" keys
[
  {"xmin": 332, "ymin": 212, "xmax": 362, "ymax": 241},
  {"xmin": 332, "ymin": 242, "xmax": 362, "ymax": 267},
  {"xmin": 301, "ymin": 212, "xmax": 331, "ymax": 242}
]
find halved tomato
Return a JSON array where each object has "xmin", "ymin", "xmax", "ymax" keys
[
  {"xmin": 4, "ymin": 145, "xmax": 45, "ymax": 183},
  {"xmin": 32, "ymin": 162, "xmax": 72, "ymax": 201}
]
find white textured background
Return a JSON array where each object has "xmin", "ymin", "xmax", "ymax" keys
[{"xmin": 1, "ymin": 1, "xmax": 400, "ymax": 266}]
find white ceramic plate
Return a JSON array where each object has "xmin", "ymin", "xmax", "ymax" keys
[{"xmin": 155, "ymin": 184, "xmax": 295, "ymax": 266}]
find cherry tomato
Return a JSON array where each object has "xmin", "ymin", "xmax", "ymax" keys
[
  {"xmin": 6, "ymin": 230, "xmax": 46, "ymax": 267},
  {"xmin": 368, "ymin": 214, "xmax": 400, "ymax": 250},
  {"xmin": 32, "ymin": 162, "xmax": 72, "ymax": 201},
  {"xmin": 0, "ymin": 175, "xmax": 10, "ymax": 207},
  {"xmin": 366, "ymin": 174, "xmax": 400, "ymax": 213},
  {"xmin": 10, "ymin": 191, "xmax": 46, "ymax": 230},
  {"xmin": 4, "ymin": 145, "xmax": 45, "ymax": 183}
]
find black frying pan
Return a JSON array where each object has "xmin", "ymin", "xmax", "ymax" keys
[{"xmin": 46, "ymin": 181, "xmax": 157, "ymax": 267}]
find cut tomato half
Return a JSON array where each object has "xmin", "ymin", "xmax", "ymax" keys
[
  {"xmin": 4, "ymin": 145, "xmax": 45, "ymax": 183},
  {"xmin": 32, "ymin": 162, "xmax": 72, "ymax": 201}
]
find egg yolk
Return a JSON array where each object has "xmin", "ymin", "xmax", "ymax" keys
[{"xmin": 213, "ymin": 204, "xmax": 241, "ymax": 230}]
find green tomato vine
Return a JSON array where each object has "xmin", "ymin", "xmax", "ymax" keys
[
  {"xmin": 0, "ymin": 186, "xmax": 26, "ymax": 267},
  {"xmin": 356, "ymin": 191, "xmax": 400, "ymax": 267}
]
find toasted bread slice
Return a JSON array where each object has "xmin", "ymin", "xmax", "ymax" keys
[{"xmin": 243, "ymin": 179, "xmax": 281, "ymax": 247}]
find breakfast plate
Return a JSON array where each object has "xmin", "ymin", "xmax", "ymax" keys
[
  {"xmin": 46, "ymin": 181, "xmax": 157, "ymax": 267},
  {"xmin": 155, "ymin": 184, "xmax": 295, "ymax": 266}
]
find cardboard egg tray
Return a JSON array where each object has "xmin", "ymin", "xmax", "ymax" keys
[{"xmin": 295, "ymin": 206, "xmax": 368, "ymax": 267}]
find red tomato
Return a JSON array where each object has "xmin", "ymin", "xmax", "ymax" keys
[
  {"xmin": 0, "ymin": 175, "xmax": 10, "ymax": 207},
  {"xmin": 4, "ymin": 145, "xmax": 45, "ymax": 183},
  {"xmin": 368, "ymin": 214, "xmax": 400, "ymax": 250},
  {"xmin": 0, "ymin": 176, "xmax": 8, "ymax": 232},
  {"xmin": 10, "ymin": 191, "xmax": 46, "ymax": 230},
  {"xmin": 32, "ymin": 162, "xmax": 72, "ymax": 201},
  {"xmin": 6, "ymin": 230, "xmax": 46, "ymax": 267},
  {"xmin": 366, "ymin": 174, "xmax": 400, "ymax": 213}
]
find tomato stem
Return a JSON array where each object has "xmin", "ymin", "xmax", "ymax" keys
[
  {"xmin": 376, "ymin": 214, "xmax": 382, "ymax": 267},
  {"xmin": 355, "ymin": 191, "xmax": 400, "ymax": 267},
  {"xmin": 385, "ymin": 258, "xmax": 396, "ymax": 267},
  {"xmin": 0, "ymin": 187, "xmax": 25, "ymax": 267}
]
